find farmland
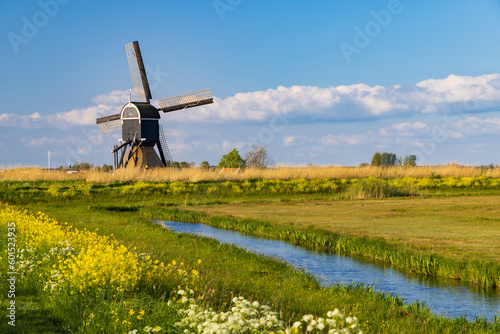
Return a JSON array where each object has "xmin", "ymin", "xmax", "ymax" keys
[{"xmin": 1, "ymin": 167, "xmax": 500, "ymax": 333}]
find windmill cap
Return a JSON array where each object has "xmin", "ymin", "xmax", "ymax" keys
[{"xmin": 121, "ymin": 102, "xmax": 160, "ymax": 119}]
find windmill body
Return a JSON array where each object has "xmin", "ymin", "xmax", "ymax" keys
[{"xmin": 96, "ymin": 41, "xmax": 213, "ymax": 169}]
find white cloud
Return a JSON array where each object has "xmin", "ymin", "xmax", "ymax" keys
[
  {"xmin": 378, "ymin": 121, "xmax": 430, "ymax": 137},
  {"xmin": 4, "ymin": 74, "xmax": 500, "ymax": 132},
  {"xmin": 167, "ymin": 73, "xmax": 500, "ymax": 123},
  {"xmin": 91, "ymin": 89, "xmax": 129, "ymax": 105},
  {"xmin": 0, "ymin": 90, "xmax": 126, "ymax": 129},
  {"xmin": 0, "ymin": 112, "xmax": 44, "ymax": 128},
  {"xmin": 317, "ymin": 116, "xmax": 500, "ymax": 149},
  {"xmin": 321, "ymin": 133, "xmax": 373, "ymax": 146},
  {"xmin": 441, "ymin": 116, "xmax": 500, "ymax": 137},
  {"xmin": 55, "ymin": 104, "xmax": 120, "ymax": 126},
  {"xmin": 282, "ymin": 135, "xmax": 308, "ymax": 146},
  {"xmin": 22, "ymin": 136, "xmax": 78, "ymax": 148}
]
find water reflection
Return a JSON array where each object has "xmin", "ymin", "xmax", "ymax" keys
[{"xmin": 156, "ymin": 220, "xmax": 500, "ymax": 320}]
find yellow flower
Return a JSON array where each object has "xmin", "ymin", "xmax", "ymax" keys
[
  {"xmin": 139, "ymin": 310, "xmax": 145, "ymax": 316},
  {"xmin": 129, "ymin": 309, "xmax": 135, "ymax": 316}
]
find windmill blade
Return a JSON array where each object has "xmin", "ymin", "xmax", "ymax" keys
[
  {"xmin": 96, "ymin": 113, "xmax": 121, "ymax": 133},
  {"xmin": 125, "ymin": 41, "xmax": 152, "ymax": 103},
  {"xmin": 158, "ymin": 88, "xmax": 213, "ymax": 113}
]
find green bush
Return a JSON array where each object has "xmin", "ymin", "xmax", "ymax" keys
[{"xmin": 346, "ymin": 177, "xmax": 419, "ymax": 199}]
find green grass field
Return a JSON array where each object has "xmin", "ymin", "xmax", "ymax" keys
[
  {"xmin": 1, "ymin": 178, "xmax": 500, "ymax": 333},
  {"xmin": 194, "ymin": 195, "xmax": 500, "ymax": 262}
]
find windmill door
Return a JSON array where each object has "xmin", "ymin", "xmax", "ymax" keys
[{"xmin": 123, "ymin": 120, "xmax": 140, "ymax": 141}]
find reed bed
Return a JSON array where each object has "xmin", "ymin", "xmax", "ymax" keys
[{"xmin": 1, "ymin": 164, "xmax": 500, "ymax": 183}]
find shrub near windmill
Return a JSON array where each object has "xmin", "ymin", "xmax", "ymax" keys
[{"xmin": 96, "ymin": 41, "xmax": 213, "ymax": 169}]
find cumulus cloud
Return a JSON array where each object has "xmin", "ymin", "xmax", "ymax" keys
[
  {"xmin": 0, "ymin": 90, "xmax": 126, "ymax": 129},
  {"xmin": 21, "ymin": 136, "xmax": 81, "ymax": 148},
  {"xmin": 3, "ymin": 74, "xmax": 500, "ymax": 130},
  {"xmin": 378, "ymin": 121, "xmax": 429, "ymax": 137},
  {"xmin": 282, "ymin": 135, "xmax": 308, "ymax": 146},
  {"xmin": 0, "ymin": 112, "xmax": 43, "ymax": 128},
  {"xmin": 320, "ymin": 133, "xmax": 374, "ymax": 146},
  {"xmin": 91, "ymin": 89, "xmax": 130, "ymax": 105},
  {"xmin": 55, "ymin": 104, "xmax": 120, "ymax": 126},
  {"xmin": 319, "ymin": 117, "xmax": 500, "ymax": 148},
  {"xmin": 167, "ymin": 73, "xmax": 500, "ymax": 123},
  {"xmin": 441, "ymin": 116, "xmax": 500, "ymax": 137}
]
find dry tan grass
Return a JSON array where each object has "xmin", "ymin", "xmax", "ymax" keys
[{"xmin": 1, "ymin": 164, "xmax": 500, "ymax": 183}]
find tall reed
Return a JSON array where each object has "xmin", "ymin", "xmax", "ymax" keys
[{"xmin": 2, "ymin": 164, "xmax": 500, "ymax": 183}]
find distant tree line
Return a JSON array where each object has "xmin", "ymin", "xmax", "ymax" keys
[
  {"xmin": 60, "ymin": 146, "xmax": 276, "ymax": 171},
  {"xmin": 58, "ymin": 163, "xmax": 113, "ymax": 171},
  {"xmin": 217, "ymin": 146, "xmax": 274, "ymax": 169},
  {"xmin": 371, "ymin": 152, "xmax": 417, "ymax": 167}
]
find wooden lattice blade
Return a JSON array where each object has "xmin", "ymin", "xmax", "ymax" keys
[
  {"xmin": 125, "ymin": 41, "xmax": 151, "ymax": 103},
  {"xmin": 96, "ymin": 113, "xmax": 121, "ymax": 133},
  {"xmin": 158, "ymin": 88, "xmax": 213, "ymax": 113}
]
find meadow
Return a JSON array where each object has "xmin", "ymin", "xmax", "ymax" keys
[{"xmin": 1, "ymin": 167, "xmax": 500, "ymax": 333}]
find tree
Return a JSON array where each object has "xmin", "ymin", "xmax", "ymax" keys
[
  {"xmin": 200, "ymin": 161, "xmax": 210, "ymax": 169},
  {"xmin": 244, "ymin": 145, "xmax": 274, "ymax": 169},
  {"xmin": 180, "ymin": 161, "xmax": 191, "ymax": 168},
  {"xmin": 381, "ymin": 153, "xmax": 397, "ymax": 166},
  {"xmin": 372, "ymin": 152, "xmax": 398, "ymax": 167},
  {"xmin": 79, "ymin": 162, "xmax": 93, "ymax": 170},
  {"xmin": 403, "ymin": 155, "xmax": 417, "ymax": 167},
  {"xmin": 371, "ymin": 152, "xmax": 382, "ymax": 166},
  {"xmin": 388, "ymin": 153, "xmax": 397, "ymax": 166},
  {"xmin": 218, "ymin": 148, "xmax": 246, "ymax": 168},
  {"xmin": 171, "ymin": 161, "xmax": 181, "ymax": 168},
  {"xmin": 102, "ymin": 164, "xmax": 113, "ymax": 172}
]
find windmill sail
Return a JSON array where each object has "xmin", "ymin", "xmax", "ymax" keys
[
  {"xmin": 158, "ymin": 88, "xmax": 213, "ymax": 113},
  {"xmin": 96, "ymin": 113, "xmax": 121, "ymax": 133},
  {"xmin": 126, "ymin": 41, "xmax": 152, "ymax": 103},
  {"xmin": 95, "ymin": 40, "xmax": 214, "ymax": 169}
]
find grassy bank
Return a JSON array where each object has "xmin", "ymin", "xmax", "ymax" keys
[
  {"xmin": 1, "ymin": 178, "xmax": 500, "ymax": 332},
  {"xmin": 3, "ymin": 202, "xmax": 499, "ymax": 333},
  {"xmin": 194, "ymin": 195, "xmax": 500, "ymax": 263},
  {"xmin": 147, "ymin": 207, "xmax": 500, "ymax": 289}
]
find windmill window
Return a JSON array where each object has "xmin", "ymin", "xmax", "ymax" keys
[{"xmin": 123, "ymin": 107, "xmax": 139, "ymax": 119}]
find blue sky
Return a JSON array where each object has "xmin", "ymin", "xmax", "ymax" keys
[{"xmin": 1, "ymin": 0, "xmax": 500, "ymax": 167}]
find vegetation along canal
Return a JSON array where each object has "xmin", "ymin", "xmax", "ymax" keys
[{"xmin": 157, "ymin": 220, "xmax": 500, "ymax": 321}]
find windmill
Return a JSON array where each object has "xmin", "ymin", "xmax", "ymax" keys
[{"xmin": 96, "ymin": 41, "xmax": 213, "ymax": 169}]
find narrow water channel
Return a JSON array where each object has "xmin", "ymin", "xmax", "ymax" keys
[{"xmin": 156, "ymin": 220, "xmax": 500, "ymax": 321}]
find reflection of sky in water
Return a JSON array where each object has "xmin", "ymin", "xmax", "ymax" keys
[{"xmin": 157, "ymin": 220, "xmax": 500, "ymax": 320}]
